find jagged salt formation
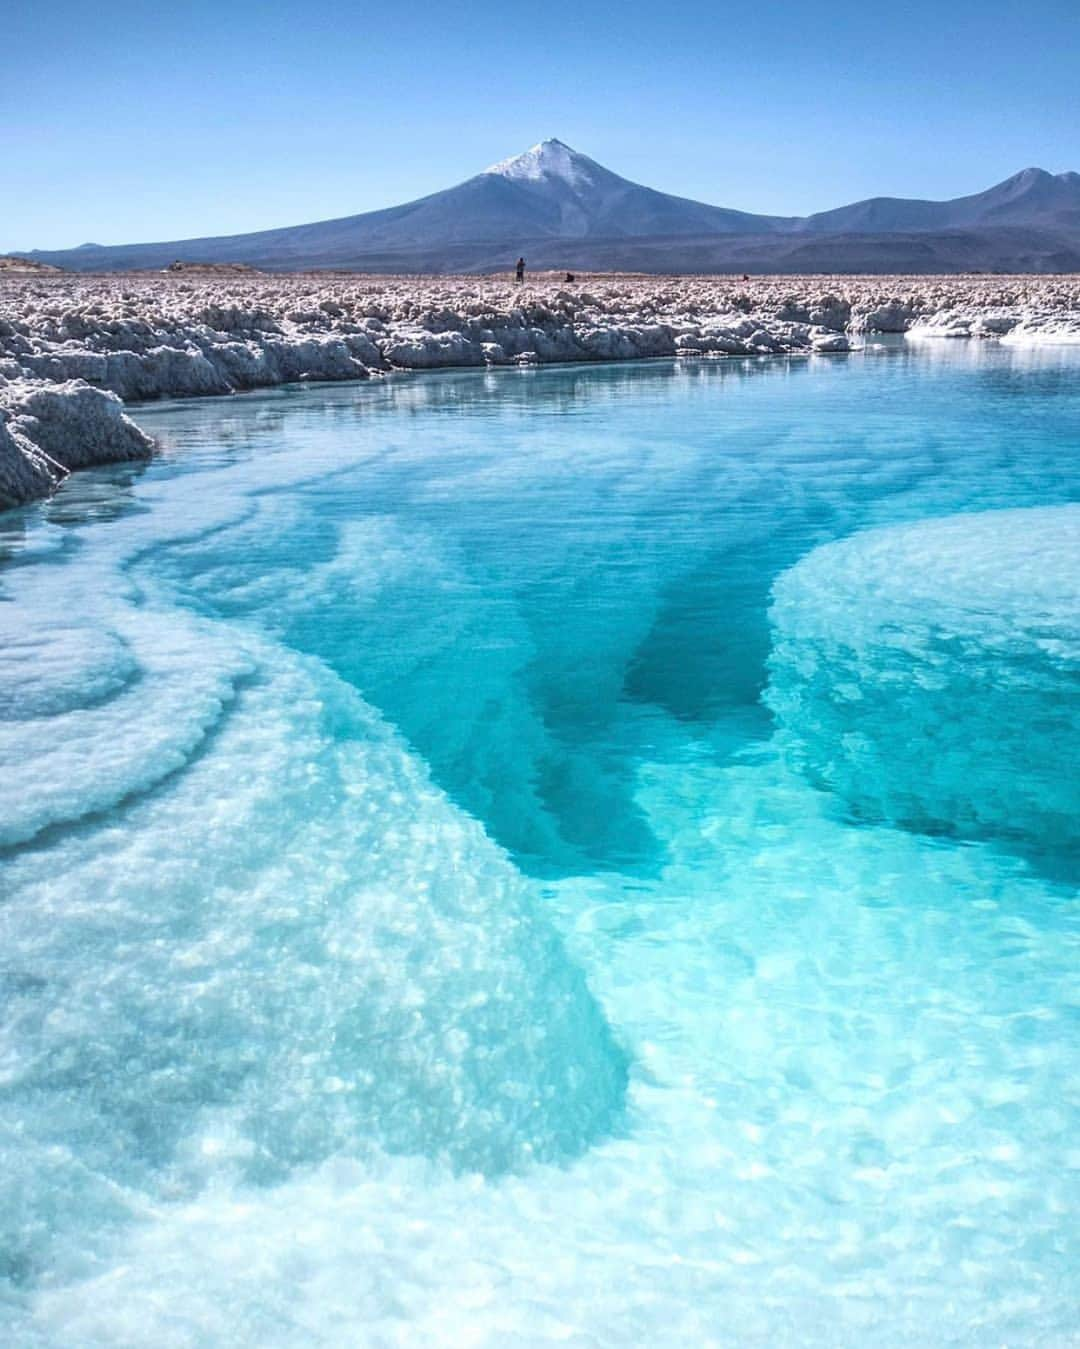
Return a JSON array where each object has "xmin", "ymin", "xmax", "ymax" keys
[
  {"xmin": 906, "ymin": 308, "xmax": 1080, "ymax": 341},
  {"xmin": 0, "ymin": 378, "xmax": 153, "ymax": 508},
  {"xmin": 3, "ymin": 272, "xmax": 1080, "ymax": 509}
]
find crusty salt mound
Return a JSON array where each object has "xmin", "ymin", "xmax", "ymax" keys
[
  {"xmin": 0, "ymin": 379, "xmax": 153, "ymax": 508},
  {"xmin": 2, "ymin": 271, "xmax": 1079, "ymax": 508},
  {"xmin": 766, "ymin": 506, "xmax": 1080, "ymax": 858}
]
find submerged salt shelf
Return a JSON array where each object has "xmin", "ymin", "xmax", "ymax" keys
[
  {"xmin": 768, "ymin": 506, "xmax": 1080, "ymax": 859},
  {"xmin": 2, "ymin": 343, "xmax": 1079, "ymax": 1346}
]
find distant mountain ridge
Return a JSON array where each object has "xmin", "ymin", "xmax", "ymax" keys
[
  {"xmin": 801, "ymin": 165, "xmax": 1080, "ymax": 235},
  {"xmin": 19, "ymin": 140, "xmax": 1080, "ymax": 274}
]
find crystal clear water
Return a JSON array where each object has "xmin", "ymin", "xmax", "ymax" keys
[{"xmin": 2, "ymin": 343, "xmax": 1078, "ymax": 1346}]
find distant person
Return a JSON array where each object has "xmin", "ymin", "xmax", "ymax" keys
[
  {"xmin": 741, "ymin": 273, "xmax": 750, "ymax": 282},
  {"xmin": 515, "ymin": 257, "xmax": 525, "ymax": 284},
  {"xmin": 564, "ymin": 271, "xmax": 576, "ymax": 283}
]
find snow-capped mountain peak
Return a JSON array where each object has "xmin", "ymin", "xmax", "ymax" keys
[
  {"xmin": 21, "ymin": 140, "xmax": 1080, "ymax": 275},
  {"xmin": 483, "ymin": 139, "xmax": 596, "ymax": 188}
]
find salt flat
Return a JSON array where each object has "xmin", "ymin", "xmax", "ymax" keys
[{"xmin": 3, "ymin": 271, "xmax": 1080, "ymax": 509}]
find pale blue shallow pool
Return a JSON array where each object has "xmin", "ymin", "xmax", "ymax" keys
[{"xmin": 1, "ymin": 343, "xmax": 1078, "ymax": 1345}]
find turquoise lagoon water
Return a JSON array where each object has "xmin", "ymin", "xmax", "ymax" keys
[{"xmin": 1, "ymin": 343, "xmax": 1078, "ymax": 1345}]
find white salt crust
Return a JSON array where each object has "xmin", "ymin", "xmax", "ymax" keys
[{"xmin": 3, "ymin": 272, "xmax": 1080, "ymax": 508}]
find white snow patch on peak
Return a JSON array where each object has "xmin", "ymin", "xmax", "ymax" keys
[{"xmin": 483, "ymin": 139, "xmax": 596, "ymax": 187}]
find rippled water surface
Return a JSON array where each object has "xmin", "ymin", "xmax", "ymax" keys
[{"xmin": 2, "ymin": 344, "xmax": 1079, "ymax": 1346}]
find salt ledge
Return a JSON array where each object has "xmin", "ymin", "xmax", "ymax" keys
[{"xmin": 3, "ymin": 272, "xmax": 1080, "ymax": 508}]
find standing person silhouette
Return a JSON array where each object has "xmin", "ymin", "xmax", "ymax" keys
[{"xmin": 515, "ymin": 257, "xmax": 525, "ymax": 284}]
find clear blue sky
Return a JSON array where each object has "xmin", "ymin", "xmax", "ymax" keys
[{"xmin": 3, "ymin": 0, "xmax": 1079, "ymax": 251}]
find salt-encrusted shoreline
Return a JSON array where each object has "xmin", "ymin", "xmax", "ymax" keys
[{"xmin": 3, "ymin": 272, "xmax": 1080, "ymax": 509}]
